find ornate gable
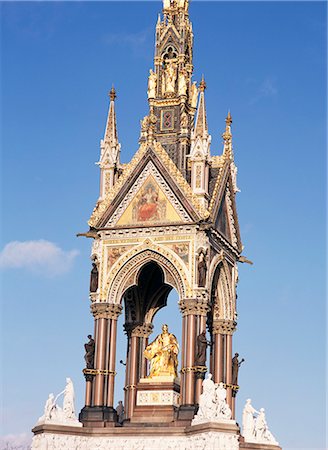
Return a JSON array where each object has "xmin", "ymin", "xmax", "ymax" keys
[
  {"xmin": 209, "ymin": 162, "xmax": 242, "ymax": 252},
  {"xmin": 89, "ymin": 141, "xmax": 210, "ymax": 228}
]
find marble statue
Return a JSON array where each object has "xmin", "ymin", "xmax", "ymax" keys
[
  {"xmin": 62, "ymin": 377, "xmax": 75, "ymax": 419},
  {"xmin": 36, "ymin": 378, "xmax": 81, "ymax": 427},
  {"xmin": 231, "ymin": 352, "xmax": 244, "ymax": 386},
  {"xmin": 192, "ymin": 374, "xmax": 233, "ymax": 425},
  {"xmin": 194, "ymin": 331, "xmax": 210, "ymax": 366},
  {"xmin": 90, "ymin": 261, "xmax": 98, "ymax": 292},
  {"xmin": 190, "ymin": 81, "xmax": 198, "ymax": 108},
  {"xmin": 255, "ymin": 408, "xmax": 279, "ymax": 445},
  {"xmin": 163, "ymin": 61, "xmax": 177, "ymax": 94},
  {"xmin": 215, "ymin": 382, "xmax": 232, "ymax": 419},
  {"xmin": 144, "ymin": 324, "xmax": 179, "ymax": 378},
  {"xmin": 84, "ymin": 335, "xmax": 95, "ymax": 369},
  {"xmin": 242, "ymin": 399, "xmax": 259, "ymax": 441},
  {"xmin": 178, "ymin": 69, "xmax": 187, "ymax": 96},
  {"xmin": 147, "ymin": 69, "xmax": 157, "ymax": 99},
  {"xmin": 197, "ymin": 251, "xmax": 207, "ymax": 287},
  {"xmin": 193, "ymin": 373, "xmax": 216, "ymax": 423}
]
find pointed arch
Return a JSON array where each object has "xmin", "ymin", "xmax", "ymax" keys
[
  {"xmin": 210, "ymin": 259, "xmax": 235, "ymax": 321},
  {"xmin": 105, "ymin": 246, "xmax": 189, "ymax": 304}
]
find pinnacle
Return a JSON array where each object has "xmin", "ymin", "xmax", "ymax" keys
[
  {"xmin": 225, "ymin": 110, "xmax": 232, "ymax": 126},
  {"xmin": 109, "ymin": 86, "xmax": 116, "ymax": 102}
]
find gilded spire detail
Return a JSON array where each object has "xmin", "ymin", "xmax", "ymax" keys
[{"xmin": 222, "ymin": 111, "xmax": 233, "ymax": 159}]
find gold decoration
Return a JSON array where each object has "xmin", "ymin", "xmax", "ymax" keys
[
  {"xmin": 88, "ymin": 141, "xmax": 210, "ymax": 227},
  {"xmin": 144, "ymin": 324, "xmax": 179, "ymax": 378}
]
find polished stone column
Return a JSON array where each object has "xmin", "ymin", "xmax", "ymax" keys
[
  {"xmin": 212, "ymin": 319, "xmax": 236, "ymax": 412},
  {"xmin": 179, "ymin": 298, "xmax": 210, "ymax": 412},
  {"xmin": 106, "ymin": 308, "xmax": 121, "ymax": 408},
  {"xmin": 124, "ymin": 322, "xmax": 153, "ymax": 420},
  {"xmin": 80, "ymin": 303, "xmax": 122, "ymax": 427}
]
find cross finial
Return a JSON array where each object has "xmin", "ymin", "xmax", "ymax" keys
[
  {"xmin": 199, "ymin": 75, "xmax": 206, "ymax": 92},
  {"xmin": 109, "ymin": 86, "xmax": 116, "ymax": 102},
  {"xmin": 225, "ymin": 110, "xmax": 232, "ymax": 126}
]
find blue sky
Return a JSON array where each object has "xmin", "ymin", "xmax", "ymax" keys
[{"xmin": 1, "ymin": 1, "xmax": 326, "ymax": 449}]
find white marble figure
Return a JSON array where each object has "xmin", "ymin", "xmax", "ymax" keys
[
  {"xmin": 254, "ymin": 408, "xmax": 279, "ymax": 445},
  {"xmin": 178, "ymin": 69, "xmax": 187, "ymax": 96},
  {"xmin": 36, "ymin": 378, "xmax": 81, "ymax": 427},
  {"xmin": 190, "ymin": 81, "xmax": 198, "ymax": 108},
  {"xmin": 215, "ymin": 382, "xmax": 232, "ymax": 420},
  {"xmin": 62, "ymin": 377, "xmax": 75, "ymax": 419},
  {"xmin": 192, "ymin": 374, "xmax": 234, "ymax": 426},
  {"xmin": 148, "ymin": 69, "xmax": 157, "ymax": 99},
  {"xmin": 242, "ymin": 399, "xmax": 259, "ymax": 441}
]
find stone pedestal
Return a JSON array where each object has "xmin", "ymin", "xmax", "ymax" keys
[{"xmin": 131, "ymin": 377, "xmax": 180, "ymax": 423}]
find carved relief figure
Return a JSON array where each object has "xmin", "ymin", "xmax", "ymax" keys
[
  {"xmin": 232, "ymin": 352, "xmax": 244, "ymax": 386},
  {"xmin": 190, "ymin": 81, "xmax": 198, "ymax": 108},
  {"xmin": 163, "ymin": 61, "xmax": 177, "ymax": 94},
  {"xmin": 144, "ymin": 324, "xmax": 179, "ymax": 378},
  {"xmin": 178, "ymin": 69, "xmax": 187, "ymax": 96},
  {"xmin": 194, "ymin": 330, "xmax": 211, "ymax": 366},
  {"xmin": 132, "ymin": 181, "xmax": 166, "ymax": 222},
  {"xmin": 148, "ymin": 69, "xmax": 157, "ymax": 99},
  {"xmin": 84, "ymin": 335, "xmax": 95, "ymax": 369},
  {"xmin": 90, "ymin": 261, "xmax": 99, "ymax": 292},
  {"xmin": 197, "ymin": 250, "xmax": 207, "ymax": 287}
]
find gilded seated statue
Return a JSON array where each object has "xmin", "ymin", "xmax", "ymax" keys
[{"xmin": 144, "ymin": 324, "xmax": 179, "ymax": 379}]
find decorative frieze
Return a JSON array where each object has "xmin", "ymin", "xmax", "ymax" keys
[
  {"xmin": 136, "ymin": 390, "xmax": 180, "ymax": 407},
  {"xmin": 90, "ymin": 302, "xmax": 122, "ymax": 320}
]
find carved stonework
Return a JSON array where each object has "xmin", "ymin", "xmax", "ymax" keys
[
  {"xmin": 131, "ymin": 322, "xmax": 154, "ymax": 338},
  {"xmin": 212, "ymin": 319, "xmax": 237, "ymax": 335},
  {"xmin": 136, "ymin": 390, "xmax": 179, "ymax": 406},
  {"xmin": 179, "ymin": 297, "xmax": 210, "ymax": 317},
  {"xmin": 90, "ymin": 302, "xmax": 123, "ymax": 320}
]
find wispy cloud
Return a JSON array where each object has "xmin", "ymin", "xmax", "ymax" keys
[
  {"xmin": 249, "ymin": 77, "xmax": 278, "ymax": 105},
  {"xmin": 0, "ymin": 240, "xmax": 79, "ymax": 276},
  {"xmin": 102, "ymin": 28, "xmax": 152, "ymax": 57},
  {"xmin": 0, "ymin": 433, "xmax": 32, "ymax": 450}
]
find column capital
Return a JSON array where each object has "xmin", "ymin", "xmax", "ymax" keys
[
  {"xmin": 212, "ymin": 319, "xmax": 237, "ymax": 335},
  {"xmin": 179, "ymin": 297, "xmax": 210, "ymax": 316},
  {"xmin": 91, "ymin": 302, "xmax": 122, "ymax": 320},
  {"xmin": 131, "ymin": 322, "xmax": 154, "ymax": 338}
]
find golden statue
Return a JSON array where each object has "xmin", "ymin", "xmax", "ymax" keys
[{"xmin": 144, "ymin": 324, "xmax": 179, "ymax": 378}]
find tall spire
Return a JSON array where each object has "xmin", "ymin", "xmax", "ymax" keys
[
  {"xmin": 102, "ymin": 86, "xmax": 119, "ymax": 162},
  {"xmin": 222, "ymin": 111, "xmax": 233, "ymax": 159},
  {"xmin": 194, "ymin": 76, "xmax": 208, "ymax": 139},
  {"xmin": 98, "ymin": 86, "xmax": 121, "ymax": 198}
]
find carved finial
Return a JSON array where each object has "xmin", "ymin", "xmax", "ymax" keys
[
  {"xmin": 109, "ymin": 86, "xmax": 116, "ymax": 102},
  {"xmin": 225, "ymin": 110, "xmax": 232, "ymax": 126},
  {"xmin": 199, "ymin": 75, "xmax": 206, "ymax": 92}
]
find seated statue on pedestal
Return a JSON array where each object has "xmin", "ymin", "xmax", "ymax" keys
[{"xmin": 144, "ymin": 324, "xmax": 179, "ymax": 379}]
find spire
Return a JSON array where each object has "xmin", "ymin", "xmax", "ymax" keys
[
  {"xmin": 102, "ymin": 86, "xmax": 119, "ymax": 159},
  {"xmin": 98, "ymin": 87, "xmax": 121, "ymax": 198},
  {"xmin": 194, "ymin": 75, "xmax": 208, "ymax": 139},
  {"xmin": 222, "ymin": 110, "xmax": 233, "ymax": 159}
]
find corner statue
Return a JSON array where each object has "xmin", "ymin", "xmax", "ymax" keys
[{"xmin": 144, "ymin": 324, "xmax": 179, "ymax": 378}]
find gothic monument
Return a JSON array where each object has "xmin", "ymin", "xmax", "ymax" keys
[{"xmin": 32, "ymin": 1, "xmax": 281, "ymax": 448}]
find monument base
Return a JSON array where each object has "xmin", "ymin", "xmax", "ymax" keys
[
  {"xmin": 131, "ymin": 377, "xmax": 180, "ymax": 423},
  {"xmin": 79, "ymin": 406, "xmax": 117, "ymax": 428},
  {"xmin": 31, "ymin": 421, "xmax": 282, "ymax": 449}
]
